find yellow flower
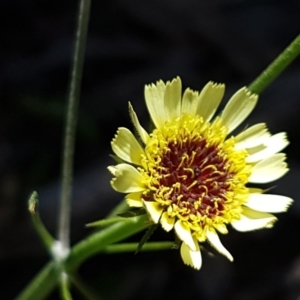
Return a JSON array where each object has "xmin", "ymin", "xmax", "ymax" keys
[{"xmin": 108, "ymin": 77, "xmax": 293, "ymax": 270}]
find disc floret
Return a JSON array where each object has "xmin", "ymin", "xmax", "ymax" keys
[{"xmin": 140, "ymin": 114, "xmax": 250, "ymax": 241}]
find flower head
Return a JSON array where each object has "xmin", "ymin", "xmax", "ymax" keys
[{"xmin": 108, "ymin": 77, "xmax": 293, "ymax": 269}]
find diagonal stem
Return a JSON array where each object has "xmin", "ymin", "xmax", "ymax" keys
[{"xmin": 248, "ymin": 34, "xmax": 300, "ymax": 94}]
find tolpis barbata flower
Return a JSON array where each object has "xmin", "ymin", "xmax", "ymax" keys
[{"xmin": 108, "ymin": 77, "xmax": 293, "ymax": 270}]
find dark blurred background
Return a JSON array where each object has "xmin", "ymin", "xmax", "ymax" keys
[{"xmin": 1, "ymin": 0, "xmax": 300, "ymax": 299}]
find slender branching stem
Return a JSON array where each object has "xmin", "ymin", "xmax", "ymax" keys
[
  {"xmin": 16, "ymin": 216, "xmax": 149, "ymax": 300},
  {"xmin": 58, "ymin": 0, "xmax": 91, "ymax": 251}
]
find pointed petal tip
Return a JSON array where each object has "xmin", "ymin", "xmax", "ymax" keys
[
  {"xmin": 206, "ymin": 229, "xmax": 233, "ymax": 262},
  {"xmin": 231, "ymin": 207, "xmax": 278, "ymax": 232},
  {"xmin": 221, "ymin": 86, "xmax": 258, "ymax": 134},
  {"xmin": 107, "ymin": 165, "xmax": 117, "ymax": 175},
  {"xmin": 265, "ymin": 218, "xmax": 278, "ymax": 228},
  {"xmin": 110, "ymin": 127, "xmax": 145, "ymax": 165},
  {"xmin": 173, "ymin": 76, "xmax": 182, "ymax": 83},
  {"xmin": 207, "ymin": 81, "xmax": 225, "ymax": 89},
  {"xmin": 243, "ymin": 86, "xmax": 258, "ymax": 98},
  {"xmin": 108, "ymin": 164, "xmax": 145, "ymax": 193},
  {"xmin": 249, "ymin": 154, "xmax": 289, "ymax": 183},
  {"xmin": 180, "ymin": 241, "xmax": 202, "ymax": 270},
  {"xmin": 128, "ymin": 102, "xmax": 150, "ymax": 144},
  {"xmin": 160, "ymin": 212, "xmax": 175, "ymax": 232},
  {"xmin": 196, "ymin": 81, "xmax": 225, "ymax": 122},
  {"xmin": 245, "ymin": 193, "xmax": 294, "ymax": 213}
]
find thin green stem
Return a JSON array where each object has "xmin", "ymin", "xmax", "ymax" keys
[
  {"xmin": 58, "ymin": 0, "xmax": 91, "ymax": 250},
  {"xmin": 59, "ymin": 273, "xmax": 73, "ymax": 300},
  {"xmin": 248, "ymin": 34, "xmax": 300, "ymax": 94},
  {"xmin": 28, "ymin": 191, "xmax": 55, "ymax": 250},
  {"xmin": 100, "ymin": 241, "xmax": 173, "ymax": 253},
  {"xmin": 15, "ymin": 262, "xmax": 58, "ymax": 300}
]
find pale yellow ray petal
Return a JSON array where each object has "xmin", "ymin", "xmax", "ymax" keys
[
  {"xmin": 246, "ymin": 132, "xmax": 289, "ymax": 163},
  {"xmin": 111, "ymin": 127, "xmax": 144, "ymax": 165},
  {"xmin": 174, "ymin": 220, "xmax": 196, "ymax": 251},
  {"xmin": 144, "ymin": 80, "xmax": 166, "ymax": 129},
  {"xmin": 180, "ymin": 239, "xmax": 202, "ymax": 270},
  {"xmin": 143, "ymin": 201, "xmax": 163, "ymax": 224},
  {"xmin": 206, "ymin": 228, "xmax": 233, "ymax": 261},
  {"xmin": 163, "ymin": 77, "xmax": 182, "ymax": 122},
  {"xmin": 128, "ymin": 102, "xmax": 150, "ymax": 144},
  {"xmin": 231, "ymin": 207, "xmax": 277, "ymax": 232},
  {"xmin": 196, "ymin": 82, "xmax": 225, "ymax": 122},
  {"xmin": 108, "ymin": 164, "xmax": 145, "ymax": 193},
  {"xmin": 221, "ymin": 87, "xmax": 258, "ymax": 134},
  {"xmin": 245, "ymin": 193, "xmax": 293, "ymax": 213},
  {"xmin": 160, "ymin": 212, "xmax": 175, "ymax": 232},
  {"xmin": 246, "ymin": 144, "xmax": 267, "ymax": 156},
  {"xmin": 181, "ymin": 88, "xmax": 198, "ymax": 115},
  {"xmin": 125, "ymin": 192, "xmax": 143, "ymax": 207},
  {"xmin": 249, "ymin": 153, "xmax": 289, "ymax": 183},
  {"xmin": 235, "ymin": 123, "xmax": 271, "ymax": 150}
]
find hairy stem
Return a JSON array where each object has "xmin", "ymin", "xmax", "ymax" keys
[
  {"xmin": 248, "ymin": 34, "xmax": 300, "ymax": 94},
  {"xmin": 58, "ymin": 0, "xmax": 91, "ymax": 250}
]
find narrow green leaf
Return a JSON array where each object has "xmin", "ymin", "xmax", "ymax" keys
[
  {"xmin": 136, "ymin": 224, "xmax": 158, "ymax": 254},
  {"xmin": 117, "ymin": 208, "xmax": 146, "ymax": 218},
  {"xmin": 86, "ymin": 217, "xmax": 130, "ymax": 228}
]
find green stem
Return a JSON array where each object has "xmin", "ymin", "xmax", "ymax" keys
[
  {"xmin": 59, "ymin": 273, "xmax": 73, "ymax": 300},
  {"xmin": 58, "ymin": 0, "xmax": 91, "ymax": 250},
  {"xmin": 15, "ymin": 262, "xmax": 58, "ymax": 300},
  {"xmin": 100, "ymin": 241, "xmax": 173, "ymax": 253},
  {"xmin": 86, "ymin": 217, "xmax": 132, "ymax": 228},
  {"xmin": 16, "ymin": 216, "xmax": 150, "ymax": 300},
  {"xmin": 67, "ymin": 215, "xmax": 149, "ymax": 271},
  {"xmin": 248, "ymin": 34, "xmax": 300, "ymax": 94}
]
